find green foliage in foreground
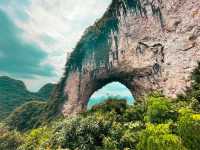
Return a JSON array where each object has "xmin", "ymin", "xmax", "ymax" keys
[
  {"xmin": 1, "ymin": 95, "xmax": 200, "ymax": 150},
  {"xmin": 145, "ymin": 93, "xmax": 177, "ymax": 123},
  {"xmin": 177, "ymin": 108, "xmax": 200, "ymax": 150},
  {"xmin": 0, "ymin": 124, "xmax": 23, "ymax": 150},
  {"xmin": 137, "ymin": 123, "xmax": 186, "ymax": 150}
]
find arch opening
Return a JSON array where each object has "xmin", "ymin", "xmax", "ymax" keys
[{"xmin": 87, "ymin": 81, "xmax": 135, "ymax": 110}]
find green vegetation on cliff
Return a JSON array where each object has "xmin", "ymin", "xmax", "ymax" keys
[{"xmin": 66, "ymin": 0, "xmax": 143, "ymax": 71}]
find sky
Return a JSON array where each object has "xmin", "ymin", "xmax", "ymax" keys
[
  {"xmin": 88, "ymin": 82, "xmax": 134, "ymax": 109},
  {"xmin": 0, "ymin": 0, "xmax": 111, "ymax": 91}
]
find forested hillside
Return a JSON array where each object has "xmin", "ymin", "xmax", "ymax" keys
[{"xmin": 0, "ymin": 76, "xmax": 55, "ymax": 119}]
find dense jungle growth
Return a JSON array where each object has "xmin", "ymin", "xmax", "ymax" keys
[
  {"xmin": 1, "ymin": 89, "xmax": 199, "ymax": 149},
  {"xmin": 1, "ymin": 64, "xmax": 200, "ymax": 150}
]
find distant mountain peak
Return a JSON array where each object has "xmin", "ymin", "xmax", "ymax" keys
[
  {"xmin": 0, "ymin": 76, "xmax": 56, "ymax": 120},
  {"xmin": 37, "ymin": 83, "xmax": 56, "ymax": 99},
  {"xmin": 0, "ymin": 76, "xmax": 26, "ymax": 91}
]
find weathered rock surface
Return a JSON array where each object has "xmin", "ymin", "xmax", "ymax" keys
[{"xmin": 54, "ymin": 0, "xmax": 200, "ymax": 116}]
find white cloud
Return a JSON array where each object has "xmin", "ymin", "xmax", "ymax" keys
[
  {"xmin": 0, "ymin": 0, "xmax": 111, "ymax": 91},
  {"xmin": 17, "ymin": 0, "xmax": 109, "ymax": 75},
  {"xmin": 22, "ymin": 75, "xmax": 58, "ymax": 92},
  {"xmin": 15, "ymin": 0, "xmax": 111, "ymax": 77}
]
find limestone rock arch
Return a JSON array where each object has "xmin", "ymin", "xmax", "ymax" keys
[
  {"xmin": 51, "ymin": 0, "xmax": 200, "ymax": 116},
  {"xmin": 61, "ymin": 40, "xmax": 165, "ymax": 116}
]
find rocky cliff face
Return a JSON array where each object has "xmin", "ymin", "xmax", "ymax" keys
[{"xmin": 52, "ymin": 0, "xmax": 200, "ymax": 116}]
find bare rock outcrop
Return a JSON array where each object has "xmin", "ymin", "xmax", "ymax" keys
[{"xmin": 52, "ymin": 0, "xmax": 200, "ymax": 116}]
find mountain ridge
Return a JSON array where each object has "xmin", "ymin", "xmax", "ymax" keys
[{"xmin": 0, "ymin": 76, "xmax": 56, "ymax": 120}]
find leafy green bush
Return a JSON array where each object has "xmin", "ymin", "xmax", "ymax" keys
[
  {"xmin": 48, "ymin": 116, "xmax": 111, "ymax": 150},
  {"xmin": 177, "ymin": 108, "xmax": 200, "ymax": 150},
  {"xmin": 189, "ymin": 98, "xmax": 200, "ymax": 112},
  {"xmin": 123, "ymin": 103, "xmax": 145, "ymax": 122},
  {"xmin": 181, "ymin": 62, "xmax": 200, "ymax": 108},
  {"xmin": 46, "ymin": 99, "xmax": 145, "ymax": 150},
  {"xmin": 103, "ymin": 136, "xmax": 119, "ymax": 150},
  {"xmin": 103, "ymin": 121, "xmax": 125, "ymax": 150},
  {"xmin": 145, "ymin": 94, "xmax": 177, "ymax": 123},
  {"xmin": 18, "ymin": 127, "xmax": 53, "ymax": 150},
  {"xmin": 90, "ymin": 98, "xmax": 127, "ymax": 114},
  {"xmin": 137, "ymin": 123, "xmax": 186, "ymax": 150},
  {"xmin": 0, "ymin": 124, "xmax": 23, "ymax": 150},
  {"xmin": 103, "ymin": 121, "xmax": 144, "ymax": 150}
]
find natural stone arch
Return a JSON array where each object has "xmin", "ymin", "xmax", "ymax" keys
[
  {"xmin": 50, "ymin": 0, "xmax": 200, "ymax": 117},
  {"xmin": 78, "ymin": 74, "xmax": 136, "ymax": 111},
  {"xmin": 62, "ymin": 50, "xmax": 163, "ymax": 116},
  {"xmin": 87, "ymin": 81, "xmax": 135, "ymax": 110}
]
